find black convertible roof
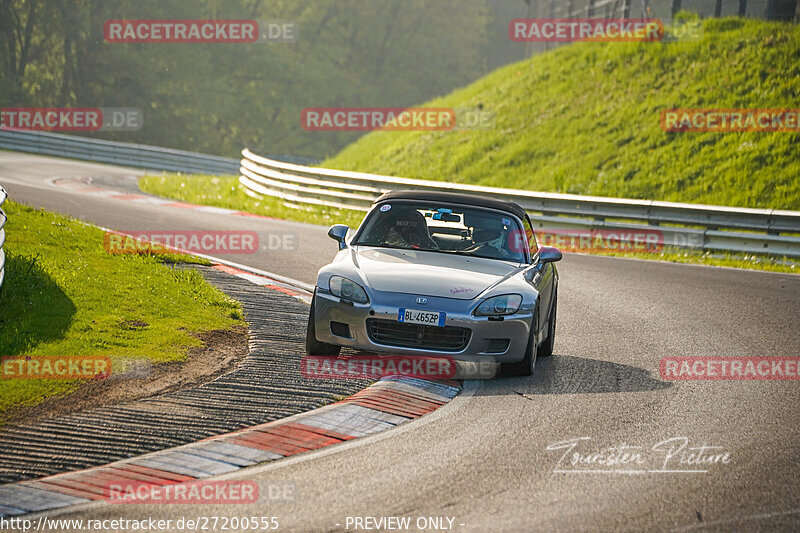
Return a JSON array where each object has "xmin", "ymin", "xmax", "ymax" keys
[{"xmin": 374, "ymin": 190, "xmax": 527, "ymax": 220}]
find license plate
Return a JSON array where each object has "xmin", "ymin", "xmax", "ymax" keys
[{"xmin": 398, "ymin": 308, "xmax": 445, "ymax": 327}]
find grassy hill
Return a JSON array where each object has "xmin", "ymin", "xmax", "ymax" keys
[{"xmin": 323, "ymin": 17, "xmax": 800, "ymax": 210}]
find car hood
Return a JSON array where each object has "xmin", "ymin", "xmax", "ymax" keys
[{"xmin": 353, "ymin": 246, "xmax": 521, "ymax": 300}]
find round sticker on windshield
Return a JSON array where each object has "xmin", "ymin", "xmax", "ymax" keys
[
  {"xmin": 380, "ymin": 204, "xmax": 392, "ymax": 212},
  {"xmin": 502, "ymin": 217, "xmax": 511, "ymax": 225}
]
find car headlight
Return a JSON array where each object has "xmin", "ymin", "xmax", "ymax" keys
[
  {"xmin": 329, "ymin": 275, "xmax": 369, "ymax": 304},
  {"xmin": 474, "ymin": 294, "xmax": 522, "ymax": 316}
]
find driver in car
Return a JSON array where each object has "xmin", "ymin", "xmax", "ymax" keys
[
  {"xmin": 383, "ymin": 208, "xmax": 439, "ymax": 250},
  {"xmin": 465, "ymin": 217, "xmax": 512, "ymax": 259}
]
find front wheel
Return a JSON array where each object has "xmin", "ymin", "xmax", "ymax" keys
[
  {"xmin": 502, "ymin": 314, "xmax": 538, "ymax": 377},
  {"xmin": 538, "ymin": 289, "xmax": 557, "ymax": 358},
  {"xmin": 305, "ymin": 292, "xmax": 341, "ymax": 356}
]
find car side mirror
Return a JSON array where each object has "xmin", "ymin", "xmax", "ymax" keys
[
  {"xmin": 328, "ymin": 224, "xmax": 349, "ymax": 249},
  {"xmin": 536, "ymin": 246, "xmax": 562, "ymax": 265}
]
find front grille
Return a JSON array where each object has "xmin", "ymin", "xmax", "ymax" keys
[{"xmin": 367, "ymin": 319, "xmax": 470, "ymax": 352}]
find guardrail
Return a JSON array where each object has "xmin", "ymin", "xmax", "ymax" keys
[
  {"xmin": 239, "ymin": 148, "xmax": 800, "ymax": 259},
  {"xmin": 0, "ymin": 185, "xmax": 6, "ymax": 289},
  {"xmin": 0, "ymin": 130, "xmax": 318, "ymax": 175}
]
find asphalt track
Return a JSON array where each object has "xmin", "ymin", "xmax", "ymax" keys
[{"xmin": 2, "ymin": 151, "xmax": 799, "ymax": 532}]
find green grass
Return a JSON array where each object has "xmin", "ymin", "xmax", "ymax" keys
[
  {"xmin": 0, "ymin": 201, "xmax": 244, "ymax": 418},
  {"xmin": 581, "ymin": 249, "xmax": 798, "ymax": 274},
  {"xmin": 138, "ymin": 173, "xmax": 798, "ymax": 274},
  {"xmin": 323, "ymin": 17, "xmax": 800, "ymax": 210}
]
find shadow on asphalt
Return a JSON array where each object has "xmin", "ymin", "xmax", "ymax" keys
[{"xmin": 489, "ymin": 354, "xmax": 672, "ymax": 394}]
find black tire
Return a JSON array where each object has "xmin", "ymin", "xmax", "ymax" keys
[
  {"xmin": 305, "ymin": 291, "xmax": 341, "ymax": 356},
  {"xmin": 502, "ymin": 314, "xmax": 538, "ymax": 377},
  {"xmin": 538, "ymin": 289, "xmax": 557, "ymax": 358}
]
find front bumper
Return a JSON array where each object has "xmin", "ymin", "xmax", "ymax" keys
[{"xmin": 312, "ymin": 288, "xmax": 533, "ymax": 363}]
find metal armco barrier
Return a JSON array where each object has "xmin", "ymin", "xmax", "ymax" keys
[
  {"xmin": 0, "ymin": 130, "xmax": 238, "ymax": 175},
  {"xmin": 239, "ymin": 148, "xmax": 800, "ymax": 258},
  {"xmin": 0, "ymin": 130, "xmax": 318, "ymax": 175},
  {"xmin": 0, "ymin": 185, "xmax": 6, "ymax": 289}
]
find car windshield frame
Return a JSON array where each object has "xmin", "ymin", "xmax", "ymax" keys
[{"xmin": 351, "ymin": 200, "xmax": 531, "ymax": 263}]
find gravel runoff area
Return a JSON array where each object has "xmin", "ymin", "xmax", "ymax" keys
[{"xmin": 0, "ymin": 266, "xmax": 372, "ymax": 484}]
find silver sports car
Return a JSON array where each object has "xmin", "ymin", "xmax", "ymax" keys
[{"xmin": 306, "ymin": 190, "xmax": 562, "ymax": 376}]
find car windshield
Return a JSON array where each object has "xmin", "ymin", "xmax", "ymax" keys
[{"xmin": 354, "ymin": 201, "xmax": 527, "ymax": 262}]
